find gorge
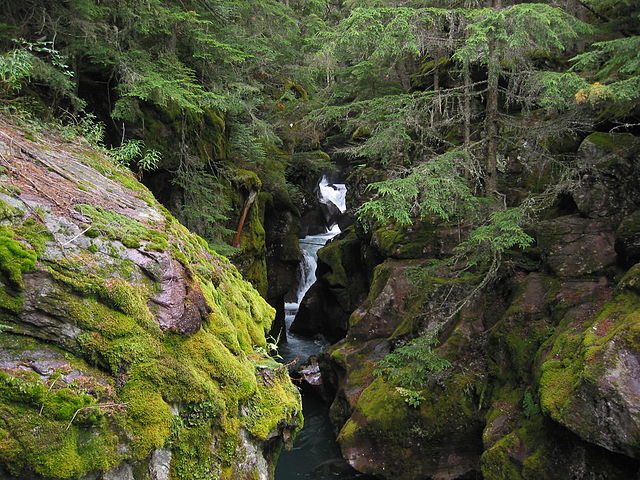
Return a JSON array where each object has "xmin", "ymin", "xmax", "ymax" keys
[{"xmin": 0, "ymin": 1, "xmax": 640, "ymax": 479}]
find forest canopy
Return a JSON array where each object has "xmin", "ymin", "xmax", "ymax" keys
[{"xmin": 0, "ymin": 0, "xmax": 638, "ymax": 257}]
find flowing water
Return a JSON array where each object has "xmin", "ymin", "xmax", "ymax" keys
[{"xmin": 275, "ymin": 177, "xmax": 354, "ymax": 480}]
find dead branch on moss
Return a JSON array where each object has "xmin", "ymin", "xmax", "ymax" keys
[{"xmin": 66, "ymin": 402, "xmax": 128, "ymax": 430}]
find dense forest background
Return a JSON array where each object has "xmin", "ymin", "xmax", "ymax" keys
[{"xmin": 1, "ymin": 0, "xmax": 638, "ymax": 258}]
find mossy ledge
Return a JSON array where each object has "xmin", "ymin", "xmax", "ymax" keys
[{"xmin": 0, "ymin": 116, "xmax": 302, "ymax": 480}]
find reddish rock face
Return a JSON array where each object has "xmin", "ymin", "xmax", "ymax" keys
[
  {"xmin": 536, "ymin": 215, "xmax": 617, "ymax": 277},
  {"xmin": 147, "ymin": 253, "xmax": 211, "ymax": 334}
]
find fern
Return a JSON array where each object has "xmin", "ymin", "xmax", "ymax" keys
[
  {"xmin": 110, "ymin": 139, "xmax": 161, "ymax": 173},
  {"xmin": 374, "ymin": 333, "xmax": 451, "ymax": 391}
]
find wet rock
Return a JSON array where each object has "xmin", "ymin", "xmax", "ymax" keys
[
  {"xmin": 573, "ymin": 132, "xmax": 640, "ymax": 220},
  {"xmin": 616, "ymin": 210, "xmax": 640, "ymax": 266},
  {"xmin": 300, "ymin": 209, "xmax": 328, "ymax": 236},
  {"xmin": 300, "ymin": 357, "xmax": 323, "ymax": 386},
  {"xmin": 149, "ymin": 448, "xmax": 172, "ymax": 480},
  {"xmin": 103, "ymin": 463, "xmax": 134, "ymax": 480},
  {"xmin": 292, "ymin": 230, "xmax": 369, "ymax": 342},
  {"xmin": 320, "ymin": 199, "xmax": 342, "ymax": 227},
  {"xmin": 348, "ymin": 260, "xmax": 422, "ymax": 340},
  {"xmin": 536, "ymin": 215, "xmax": 616, "ymax": 277}
]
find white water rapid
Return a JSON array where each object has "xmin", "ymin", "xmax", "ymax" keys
[
  {"xmin": 275, "ymin": 176, "xmax": 351, "ymax": 480},
  {"xmin": 280, "ymin": 176, "xmax": 347, "ymax": 362}
]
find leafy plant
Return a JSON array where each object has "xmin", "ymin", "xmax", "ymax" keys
[
  {"xmin": 374, "ymin": 333, "xmax": 451, "ymax": 391},
  {"xmin": 0, "ymin": 38, "xmax": 83, "ymax": 109},
  {"xmin": 0, "ymin": 48, "xmax": 32, "ymax": 90},
  {"xmin": 395, "ymin": 387, "xmax": 425, "ymax": 408},
  {"xmin": 110, "ymin": 139, "xmax": 161, "ymax": 173},
  {"xmin": 522, "ymin": 389, "xmax": 541, "ymax": 418}
]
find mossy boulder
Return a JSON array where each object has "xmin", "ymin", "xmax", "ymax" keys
[
  {"xmin": 0, "ymin": 116, "xmax": 301, "ymax": 480},
  {"xmin": 324, "ymin": 263, "xmax": 490, "ymax": 480},
  {"xmin": 536, "ymin": 270, "xmax": 640, "ymax": 458},
  {"xmin": 487, "ymin": 273, "xmax": 556, "ymax": 383},
  {"xmin": 337, "ymin": 366, "xmax": 484, "ymax": 480},
  {"xmin": 371, "ymin": 221, "xmax": 465, "ymax": 260},
  {"xmin": 347, "ymin": 259, "xmax": 424, "ymax": 341}
]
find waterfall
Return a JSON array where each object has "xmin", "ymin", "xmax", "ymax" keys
[
  {"xmin": 281, "ymin": 176, "xmax": 347, "ymax": 362},
  {"xmin": 276, "ymin": 175, "xmax": 351, "ymax": 480},
  {"xmin": 319, "ymin": 176, "xmax": 347, "ymax": 214}
]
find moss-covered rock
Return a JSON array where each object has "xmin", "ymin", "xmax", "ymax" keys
[
  {"xmin": 291, "ymin": 229, "xmax": 369, "ymax": 342},
  {"xmin": 0, "ymin": 116, "xmax": 301, "ymax": 480},
  {"xmin": 338, "ymin": 368, "xmax": 484, "ymax": 480},
  {"xmin": 536, "ymin": 271, "xmax": 640, "ymax": 458}
]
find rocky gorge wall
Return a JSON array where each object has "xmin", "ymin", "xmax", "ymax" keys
[
  {"xmin": 0, "ymin": 116, "xmax": 302, "ymax": 480},
  {"xmin": 300, "ymin": 133, "xmax": 640, "ymax": 479}
]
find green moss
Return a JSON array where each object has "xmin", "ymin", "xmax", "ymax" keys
[
  {"xmin": 231, "ymin": 169, "xmax": 262, "ymax": 191},
  {"xmin": 0, "ymin": 224, "xmax": 37, "ymax": 314},
  {"xmin": 0, "ymin": 370, "xmax": 121, "ymax": 479},
  {"xmin": 538, "ymin": 363, "xmax": 574, "ymax": 417},
  {"xmin": 0, "ymin": 225, "xmax": 37, "ymax": 288},
  {"xmin": 102, "ymin": 277, "xmax": 156, "ymax": 331},
  {"xmin": 232, "ymin": 193, "xmax": 268, "ymax": 297},
  {"xmin": 14, "ymin": 217, "xmax": 52, "ymax": 255},
  {"xmin": 537, "ymin": 290, "xmax": 640, "ymax": 429},
  {"xmin": 121, "ymin": 382, "xmax": 173, "ymax": 458},
  {"xmin": 76, "ymin": 204, "xmax": 168, "ymax": 252},
  {"xmin": 372, "ymin": 222, "xmax": 439, "ymax": 259},
  {"xmin": 0, "ymin": 197, "xmax": 23, "ymax": 220},
  {"xmin": 585, "ymin": 132, "xmax": 637, "ymax": 153},
  {"xmin": 481, "ymin": 432, "xmax": 525, "ymax": 480},
  {"xmin": 169, "ymin": 423, "xmax": 217, "ymax": 480},
  {"xmin": 317, "ymin": 239, "xmax": 349, "ymax": 288},
  {"xmin": 243, "ymin": 367, "xmax": 302, "ymax": 440}
]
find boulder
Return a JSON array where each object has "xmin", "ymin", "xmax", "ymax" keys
[
  {"xmin": 0, "ymin": 117, "xmax": 302, "ymax": 479},
  {"xmin": 536, "ymin": 215, "xmax": 616, "ymax": 277},
  {"xmin": 572, "ymin": 132, "xmax": 640, "ymax": 220},
  {"xmin": 291, "ymin": 230, "xmax": 369, "ymax": 342},
  {"xmin": 537, "ymin": 268, "xmax": 640, "ymax": 458}
]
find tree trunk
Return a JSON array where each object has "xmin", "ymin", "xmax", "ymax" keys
[
  {"xmin": 233, "ymin": 191, "xmax": 258, "ymax": 248},
  {"xmin": 395, "ymin": 59, "xmax": 412, "ymax": 91},
  {"xmin": 432, "ymin": 60, "xmax": 440, "ymax": 128},
  {"xmin": 463, "ymin": 60, "xmax": 471, "ymax": 153},
  {"xmin": 485, "ymin": 0, "xmax": 502, "ymax": 195},
  {"xmin": 485, "ymin": 48, "xmax": 499, "ymax": 195}
]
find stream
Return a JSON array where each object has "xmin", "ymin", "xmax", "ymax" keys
[{"xmin": 274, "ymin": 177, "xmax": 355, "ymax": 480}]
